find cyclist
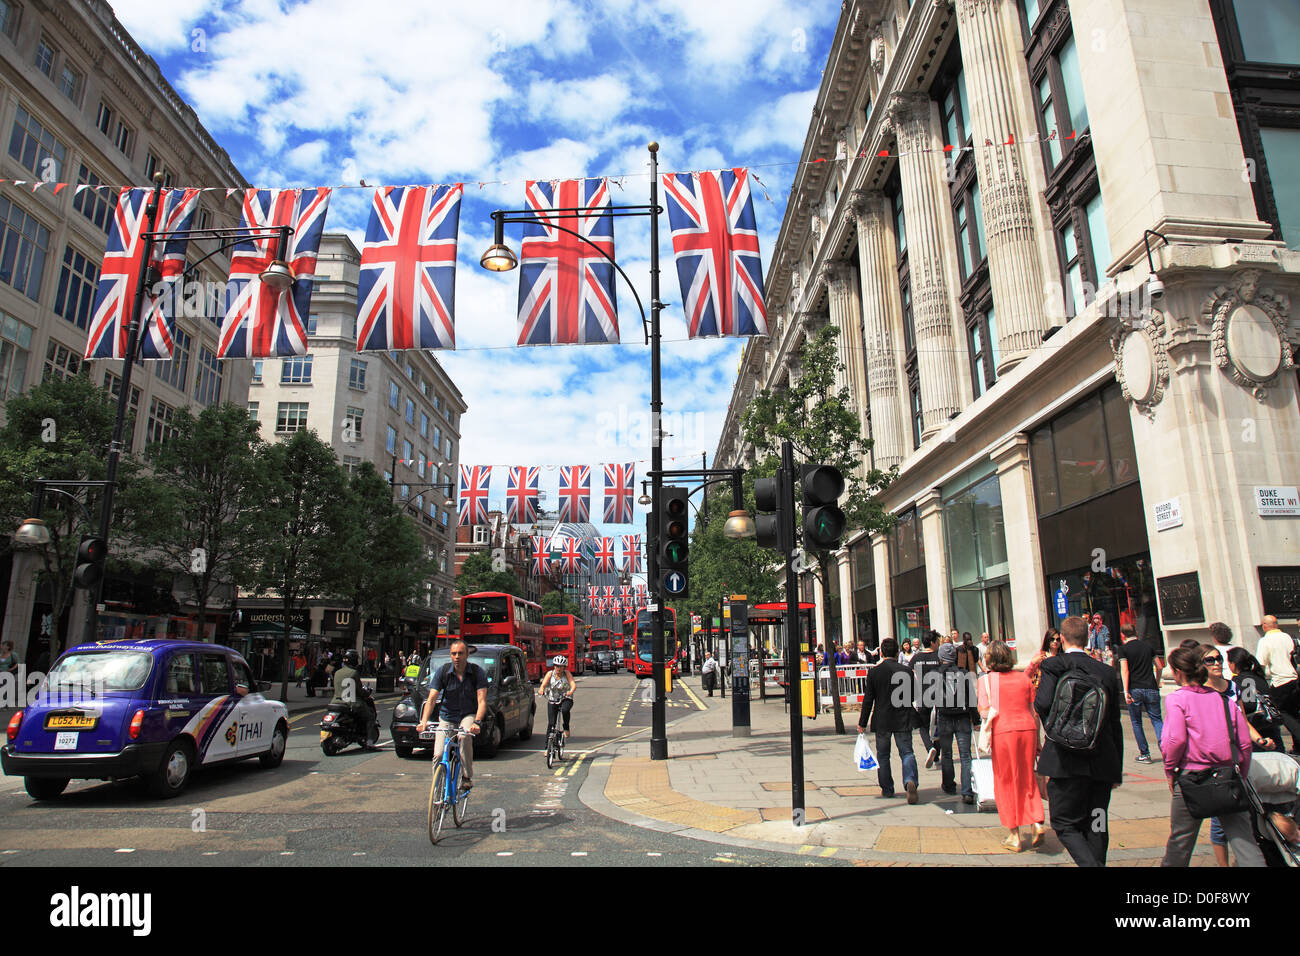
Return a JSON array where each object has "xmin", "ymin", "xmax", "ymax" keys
[
  {"xmin": 539, "ymin": 655, "xmax": 576, "ymax": 740},
  {"xmin": 417, "ymin": 640, "xmax": 486, "ymax": 791}
]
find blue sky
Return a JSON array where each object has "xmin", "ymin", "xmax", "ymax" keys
[{"xmin": 112, "ymin": 0, "xmax": 839, "ymax": 573}]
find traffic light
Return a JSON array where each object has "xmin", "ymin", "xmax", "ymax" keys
[
  {"xmin": 73, "ymin": 535, "xmax": 107, "ymax": 589},
  {"xmin": 800, "ymin": 465, "xmax": 846, "ymax": 551},
  {"xmin": 754, "ymin": 472, "xmax": 790, "ymax": 554},
  {"xmin": 658, "ymin": 486, "xmax": 689, "ymax": 600}
]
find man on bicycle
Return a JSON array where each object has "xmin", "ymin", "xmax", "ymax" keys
[
  {"xmin": 539, "ymin": 655, "xmax": 576, "ymax": 739},
  {"xmin": 417, "ymin": 640, "xmax": 487, "ymax": 790}
]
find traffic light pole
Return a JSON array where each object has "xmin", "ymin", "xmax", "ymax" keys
[
  {"xmin": 782, "ymin": 440, "xmax": 805, "ymax": 825},
  {"xmin": 648, "ymin": 144, "xmax": 668, "ymax": 761}
]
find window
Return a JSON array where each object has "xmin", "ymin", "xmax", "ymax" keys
[
  {"xmin": 403, "ymin": 439, "xmax": 413, "ymax": 462},
  {"xmin": 72, "ymin": 165, "xmax": 112, "ymax": 233},
  {"xmin": 1028, "ymin": 383, "xmax": 1139, "ymax": 516},
  {"xmin": 43, "ymin": 339, "xmax": 80, "ymax": 382},
  {"xmin": 113, "ymin": 118, "xmax": 132, "ymax": 156},
  {"xmin": 433, "ymin": 394, "xmax": 441, "ymax": 411},
  {"xmin": 0, "ymin": 195, "xmax": 50, "ymax": 301},
  {"xmin": 0, "ymin": 2, "xmax": 21, "ymax": 41},
  {"xmin": 306, "ymin": 313, "xmax": 317, "ymax": 336},
  {"xmin": 247, "ymin": 401, "xmax": 259, "ymax": 420},
  {"xmin": 417, "ymin": 452, "xmax": 426, "ymax": 478},
  {"xmin": 154, "ymin": 326, "xmax": 191, "ymax": 391},
  {"xmin": 250, "ymin": 359, "xmax": 263, "ymax": 384},
  {"xmin": 0, "ymin": 312, "xmax": 32, "ymax": 399},
  {"xmin": 1055, "ymin": 191, "xmax": 1109, "ymax": 316},
  {"xmin": 420, "ymin": 411, "xmax": 429, "ymax": 438},
  {"xmin": 54, "ymin": 245, "xmax": 98, "ymax": 330},
  {"xmin": 144, "ymin": 151, "xmax": 165, "ymax": 182},
  {"xmin": 198, "ymin": 654, "xmax": 230, "ymax": 695},
  {"xmin": 445, "ymin": 437, "xmax": 453, "ymax": 459},
  {"xmin": 404, "ymin": 360, "xmax": 414, "ymax": 380},
  {"xmin": 34, "ymin": 35, "xmax": 53, "ymax": 77},
  {"xmin": 345, "ymin": 406, "xmax": 364, "ymax": 440},
  {"xmin": 193, "ymin": 346, "xmax": 222, "ymax": 406},
  {"xmin": 432, "ymin": 424, "xmax": 441, "ymax": 451},
  {"xmin": 968, "ymin": 305, "xmax": 998, "ymax": 398},
  {"xmin": 400, "ymin": 484, "xmax": 409, "ymax": 500},
  {"xmin": 348, "ymin": 357, "xmax": 367, "ymax": 390},
  {"xmin": 342, "ymin": 456, "xmax": 362, "ymax": 475},
  {"xmin": 275, "ymin": 402, "xmax": 309, "ymax": 434},
  {"xmin": 95, "ymin": 101, "xmax": 113, "ymax": 136},
  {"xmin": 940, "ymin": 64, "xmax": 971, "ymax": 148},
  {"xmin": 386, "ymin": 425, "xmax": 397, "ymax": 454},
  {"xmin": 888, "ymin": 507, "xmax": 924, "ymax": 574},
  {"xmin": 1230, "ymin": 0, "xmax": 1300, "ymax": 64},
  {"xmin": 389, "ymin": 379, "xmax": 400, "ymax": 410},
  {"xmin": 104, "ymin": 372, "xmax": 141, "ymax": 450},
  {"xmin": 1026, "ymin": 25, "xmax": 1089, "ymax": 173},
  {"xmin": 58, "ymin": 61, "xmax": 83, "ymax": 103},
  {"xmin": 281, "ymin": 353, "xmax": 313, "ymax": 384},
  {"xmin": 405, "ymin": 397, "xmax": 415, "ymax": 424},
  {"xmin": 147, "ymin": 397, "xmax": 177, "ymax": 446},
  {"xmin": 8, "ymin": 104, "xmax": 67, "ymax": 179}
]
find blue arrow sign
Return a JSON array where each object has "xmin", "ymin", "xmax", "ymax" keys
[{"xmin": 664, "ymin": 571, "xmax": 687, "ymax": 595}]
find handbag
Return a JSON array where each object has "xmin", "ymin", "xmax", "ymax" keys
[
  {"xmin": 1176, "ymin": 693, "xmax": 1251, "ymax": 819},
  {"xmin": 976, "ymin": 673, "xmax": 997, "ymax": 758}
]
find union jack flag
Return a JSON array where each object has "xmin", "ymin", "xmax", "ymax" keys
[
  {"xmin": 662, "ymin": 169, "xmax": 767, "ymax": 338},
  {"xmin": 517, "ymin": 178, "xmax": 618, "ymax": 346},
  {"xmin": 219, "ymin": 188, "xmax": 332, "ymax": 358},
  {"xmin": 603, "ymin": 462, "xmax": 635, "ymax": 524},
  {"xmin": 86, "ymin": 187, "xmax": 202, "ymax": 360},
  {"xmin": 597, "ymin": 599, "xmax": 608, "ymax": 616},
  {"xmin": 357, "ymin": 184, "xmax": 460, "ymax": 351},
  {"xmin": 602, "ymin": 584, "xmax": 615, "ymax": 601},
  {"xmin": 621, "ymin": 535, "xmax": 642, "ymax": 574},
  {"xmin": 557, "ymin": 465, "xmax": 591, "ymax": 523},
  {"xmin": 595, "ymin": 539, "xmax": 616, "ymax": 575},
  {"xmin": 636, "ymin": 584, "xmax": 647, "ymax": 604},
  {"xmin": 505, "ymin": 466, "xmax": 540, "ymax": 524},
  {"xmin": 619, "ymin": 584, "xmax": 632, "ymax": 602},
  {"xmin": 558, "ymin": 537, "xmax": 583, "ymax": 574},
  {"xmin": 530, "ymin": 535, "xmax": 551, "ymax": 576},
  {"xmin": 458, "ymin": 465, "xmax": 491, "ymax": 527},
  {"xmin": 587, "ymin": 585, "xmax": 598, "ymax": 602}
]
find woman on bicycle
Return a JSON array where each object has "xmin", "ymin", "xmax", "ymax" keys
[{"xmin": 539, "ymin": 656, "xmax": 576, "ymax": 739}]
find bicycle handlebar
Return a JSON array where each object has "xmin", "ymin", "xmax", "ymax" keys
[{"xmin": 417, "ymin": 727, "xmax": 478, "ymax": 740}]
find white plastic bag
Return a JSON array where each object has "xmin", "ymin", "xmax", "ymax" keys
[
  {"xmin": 854, "ymin": 733, "xmax": 878, "ymax": 772},
  {"xmin": 972, "ymin": 757, "xmax": 996, "ymax": 809}
]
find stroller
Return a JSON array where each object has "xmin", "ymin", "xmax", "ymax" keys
[{"xmin": 1243, "ymin": 751, "xmax": 1300, "ymax": 868}]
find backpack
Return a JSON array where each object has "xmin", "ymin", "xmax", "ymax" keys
[
  {"xmin": 937, "ymin": 665, "xmax": 972, "ymax": 717},
  {"xmin": 1043, "ymin": 664, "xmax": 1109, "ymax": 751}
]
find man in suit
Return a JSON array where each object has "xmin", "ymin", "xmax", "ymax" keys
[
  {"xmin": 1035, "ymin": 615, "xmax": 1124, "ymax": 866},
  {"xmin": 858, "ymin": 638, "xmax": 921, "ymax": 803}
]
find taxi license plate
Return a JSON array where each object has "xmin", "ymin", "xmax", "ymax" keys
[
  {"xmin": 45, "ymin": 714, "xmax": 97, "ymax": 731},
  {"xmin": 54, "ymin": 732, "xmax": 79, "ymax": 751}
]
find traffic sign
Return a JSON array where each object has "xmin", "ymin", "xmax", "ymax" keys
[{"xmin": 663, "ymin": 571, "xmax": 687, "ymax": 595}]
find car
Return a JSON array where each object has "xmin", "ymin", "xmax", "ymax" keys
[
  {"xmin": 389, "ymin": 643, "xmax": 535, "ymax": 759},
  {"xmin": 1, "ymin": 639, "xmax": 289, "ymax": 800},
  {"xmin": 590, "ymin": 650, "xmax": 616, "ymax": 674}
]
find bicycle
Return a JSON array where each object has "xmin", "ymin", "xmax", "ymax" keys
[
  {"xmin": 418, "ymin": 724, "xmax": 476, "ymax": 844},
  {"xmin": 542, "ymin": 694, "xmax": 571, "ymax": 769}
]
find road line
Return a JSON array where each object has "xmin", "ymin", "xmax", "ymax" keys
[
  {"xmin": 571, "ymin": 851, "xmax": 587, "ymax": 857},
  {"xmin": 679, "ymin": 679, "xmax": 707, "ymax": 711},
  {"xmin": 566, "ymin": 753, "xmax": 589, "ymax": 777},
  {"xmin": 114, "ymin": 848, "xmax": 134, "ymax": 853}
]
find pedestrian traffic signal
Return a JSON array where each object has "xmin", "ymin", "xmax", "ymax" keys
[
  {"xmin": 753, "ymin": 472, "xmax": 790, "ymax": 554},
  {"xmin": 800, "ymin": 465, "xmax": 845, "ymax": 551},
  {"xmin": 658, "ymin": 486, "xmax": 689, "ymax": 599},
  {"xmin": 73, "ymin": 535, "xmax": 107, "ymax": 589}
]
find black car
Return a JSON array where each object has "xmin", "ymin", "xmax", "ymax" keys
[
  {"xmin": 389, "ymin": 644, "xmax": 535, "ymax": 758},
  {"xmin": 590, "ymin": 650, "xmax": 616, "ymax": 674}
]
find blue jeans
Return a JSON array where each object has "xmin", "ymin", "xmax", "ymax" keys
[
  {"xmin": 935, "ymin": 713, "xmax": 973, "ymax": 797},
  {"xmin": 1128, "ymin": 687, "xmax": 1164, "ymax": 757},
  {"xmin": 874, "ymin": 730, "xmax": 918, "ymax": 796}
]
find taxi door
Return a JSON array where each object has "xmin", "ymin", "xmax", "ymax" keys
[
  {"xmin": 230, "ymin": 656, "xmax": 272, "ymax": 758},
  {"xmin": 504, "ymin": 651, "xmax": 528, "ymax": 734},
  {"xmin": 195, "ymin": 651, "xmax": 241, "ymax": 763},
  {"xmin": 159, "ymin": 651, "xmax": 201, "ymax": 737}
]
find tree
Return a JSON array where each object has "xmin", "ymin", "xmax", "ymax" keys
[
  {"xmin": 540, "ymin": 589, "xmax": 581, "ymax": 618},
  {"xmin": 742, "ymin": 323, "xmax": 895, "ymax": 731},
  {"xmin": 0, "ymin": 373, "xmax": 143, "ymax": 656},
  {"xmin": 124, "ymin": 403, "xmax": 265, "ymax": 643},
  {"xmin": 241, "ymin": 430, "xmax": 352, "ymax": 704},
  {"xmin": 455, "ymin": 551, "xmax": 520, "ymax": 597}
]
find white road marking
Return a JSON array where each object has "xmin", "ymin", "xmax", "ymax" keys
[
  {"xmin": 114, "ymin": 848, "xmax": 135, "ymax": 854},
  {"xmin": 496, "ymin": 851, "xmax": 514, "ymax": 857},
  {"xmin": 352, "ymin": 851, "xmax": 366, "ymax": 856},
  {"xmin": 202, "ymin": 851, "xmax": 220, "ymax": 856},
  {"xmin": 646, "ymin": 852, "xmax": 662, "ymax": 857},
  {"xmin": 280, "ymin": 851, "xmax": 294, "ymax": 856},
  {"xmin": 571, "ymin": 851, "xmax": 588, "ymax": 856}
]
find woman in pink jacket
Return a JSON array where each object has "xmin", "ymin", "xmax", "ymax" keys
[{"xmin": 1160, "ymin": 644, "xmax": 1265, "ymax": 867}]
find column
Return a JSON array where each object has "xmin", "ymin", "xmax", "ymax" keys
[
  {"xmin": 871, "ymin": 534, "xmax": 893, "ymax": 642},
  {"xmin": 850, "ymin": 190, "xmax": 909, "ymax": 470},
  {"xmin": 823, "ymin": 261, "xmax": 870, "ymax": 476},
  {"xmin": 917, "ymin": 488, "xmax": 952, "ymax": 635},
  {"xmin": 888, "ymin": 92, "xmax": 962, "ymax": 440},
  {"xmin": 953, "ymin": 0, "xmax": 1049, "ymax": 372},
  {"xmin": 837, "ymin": 549, "xmax": 854, "ymax": 647},
  {"xmin": 991, "ymin": 433, "xmax": 1048, "ymax": 666}
]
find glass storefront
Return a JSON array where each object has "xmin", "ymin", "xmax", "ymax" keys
[
  {"xmin": 895, "ymin": 603, "xmax": 930, "ymax": 647},
  {"xmin": 850, "ymin": 538, "xmax": 879, "ymax": 649},
  {"xmin": 943, "ymin": 461, "xmax": 1014, "ymax": 644},
  {"xmin": 1047, "ymin": 552, "xmax": 1163, "ymax": 654},
  {"xmin": 889, "ymin": 506, "xmax": 927, "ymax": 644}
]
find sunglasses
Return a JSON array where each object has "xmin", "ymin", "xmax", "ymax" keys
[{"xmin": 1202, "ymin": 655, "xmax": 1222, "ymax": 664}]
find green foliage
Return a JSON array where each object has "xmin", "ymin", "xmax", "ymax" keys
[
  {"xmin": 456, "ymin": 551, "xmax": 521, "ymax": 597},
  {"xmin": 540, "ymin": 589, "xmax": 581, "ymax": 617}
]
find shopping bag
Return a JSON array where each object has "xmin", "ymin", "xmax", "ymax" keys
[
  {"xmin": 972, "ymin": 757, "xmax": 996, "ymax": 810},
  {"xmin": 854, "ymin": 733, "xmax": 878, "ymax": 773}
]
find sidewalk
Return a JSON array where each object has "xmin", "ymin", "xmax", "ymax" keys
[{"xmin": 582, "ymin": 675, "xmax": 1218, "ymax": 866}]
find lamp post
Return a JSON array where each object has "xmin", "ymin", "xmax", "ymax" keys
[{"xmin": 83, "ymin": 173, "xmax": 296, "ymax": 647}]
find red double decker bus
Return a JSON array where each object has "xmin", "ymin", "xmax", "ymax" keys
[
  {"xmin": 631, "ymin": 608, "xmax": 679, "ymax": 679},
  {"xmin": 622, "ymin": 616, "xmax": 636, "ymax": 673},
  {"xmin": 460, "ymin": 592, "xmax": 545, "ymax": 680},
  {"xmin": 543, "ymin": 614, "xmax": 587, "ymax": 676}
]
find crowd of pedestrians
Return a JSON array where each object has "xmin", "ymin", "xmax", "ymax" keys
[{"xmin": 843, "ymin": 613, "xmax": 1300, "ymax": 866}]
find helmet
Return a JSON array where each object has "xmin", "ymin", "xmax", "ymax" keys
[
  {"xmin": 344, "ymin": 650, "xmax": 360, "ymax": 668},
  {"xmin": 552, "ymin": 656, "xmax": 568, "ymax": 667}
]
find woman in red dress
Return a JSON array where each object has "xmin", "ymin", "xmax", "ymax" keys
[{"xmin": 978, "ymin": 641, "xmax": 1046, "ymax": 851}]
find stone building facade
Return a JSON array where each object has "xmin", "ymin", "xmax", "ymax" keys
[{"xmin": 716, "ymin": 0, "xmax": 1300, "ymax": 662}]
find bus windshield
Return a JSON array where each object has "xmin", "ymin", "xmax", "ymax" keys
[
  {"xmin": 463, "ymin": 597, "xmax": 509, "ymax": 624},
  {"xmin": 543, "ymin": 615, "xmax": 570, "ymax": 627}
]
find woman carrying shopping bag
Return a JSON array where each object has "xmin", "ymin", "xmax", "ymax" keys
[{"xmin": 978, "ymin": 641, "xmax": 1047, "ymax": 852}]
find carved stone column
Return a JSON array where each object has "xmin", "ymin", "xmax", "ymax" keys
[
  {"xmin": 850, "ymin": 190, "xmax": 909, "ymax": 471},
  {"xmin": 871, "ymin": 534, "xmax": 893, "ymax": 643},
  {"xmin": 822, "ymin": 261, "xmax": 863, "ymax": 402},
  {"xmin": 954, "ymin": 0, "xmax": 1049, "ymax": 372},
  {"xmin": 888, "ymin": 92, "xmax": 962, "ymax": 439}
]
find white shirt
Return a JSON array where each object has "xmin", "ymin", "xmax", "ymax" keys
[{"xmin": 1258, "ymin": 629, "xmax": 1298, "ymax": 687}]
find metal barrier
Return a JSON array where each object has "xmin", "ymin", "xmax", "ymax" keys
[{"xmin": 817, "ymin": 664, "xmax": 870, "ymax": 709}]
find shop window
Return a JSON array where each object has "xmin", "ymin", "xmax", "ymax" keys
[
  {"xmin": 1259, "ymin": 128, "xmax": 1300, "ymax": 249},
  {"xmin": 1029, "ymin": 383, "xmax": 1139, "ymax": 517},
  {"xmin": 1230, "ymin": 0, "xmax": 1300, "ymax": 64}
]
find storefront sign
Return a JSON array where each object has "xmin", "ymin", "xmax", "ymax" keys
[
  {"xmin": 1054, "ymin": 589, "xmax": 1068, "ymax": 619},
  {"xmin": 1259, "ymin": 566, "xmax": 1300, "ymax": 620},
  {"xmin": 1153, "ymin": 497, "xmax": 1184, "ymax": 531},
  {"xmin": 1255, "ymin": 486, "xmax": 1300, "ymax": 517},
  {"xmin": 233, "ymin": 609, "xmax": 309, "ymax": 632},
  {"xmin": 324, "ymin": 610, "xmax": 352, "ymax": 631},
  {"xmin": 906, "ymin": 610, "xmax": 918, "ymax": 624},
  {"xmin": 437, "ymin": 615, "xmax": 449, "ymax": 636},
  {"xmin": 1156, "ymin": 571, "xmax": 1206, "ymax": 626}
]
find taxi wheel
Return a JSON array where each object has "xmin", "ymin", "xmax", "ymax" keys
[
  {"xmin": 148, "ymin": 740, "xmax": 194, "ymax": 799},
  {"xmin": 394, "ymin": 744, "xmax": 413, "ymax": 759},
  {"xmin": 517, "ymin": 704, "xmax": 535, "ymax": 741},
  {"xmin": 259, "ymin": 721, "xmax": 288, "ymax": 768},
  {"xmin": 24, "ymin": 777, "xmax": 68, "ymax": 800},
  {"xmin": 474, "ymin": 717, "xmax": 502, "ymax": 758}
]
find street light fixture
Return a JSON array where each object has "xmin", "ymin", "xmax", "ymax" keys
[{"xmin": 13, "ymin": 518, "xmax": 51, "ymax": 549}]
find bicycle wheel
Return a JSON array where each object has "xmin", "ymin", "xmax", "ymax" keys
[
  {"xmin": 545, "ymin": 733, "xmax": 556, "ymax": 769},
  {"xmin": 453, "ymin": 773, "xmax": 470, "ymax": 827},
  {"xmin": 428, "ymin": 763, "xmax": 447, "ymax": 845}
]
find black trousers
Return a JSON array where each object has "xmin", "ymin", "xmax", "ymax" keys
[
  {"xmin": 1270, "ymin": 680, "xmax": 1300, "ymax": 750},
  {"xmin": 1047, "ymin": 776, "xmax": 1115, "ymax": 867},
  {"xmin": 547, "ymin": 698, "xmax": 573, "ymax": 733}
]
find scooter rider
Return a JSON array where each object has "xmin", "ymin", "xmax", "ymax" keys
[{"xmin": 332, "ymin": 650, "xmax": 379, "ymax": 750}]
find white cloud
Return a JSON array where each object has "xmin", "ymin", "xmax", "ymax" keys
[
  {"xmin": 525, "ymin": 75, "xmax": 635, "ymax": 132},
  {"xmin": 732, "ymin": 87, "xmax": 818, "ymax": 154}
]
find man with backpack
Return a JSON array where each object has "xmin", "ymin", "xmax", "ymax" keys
[
  {"xmin": 1256, "ymin": 614, "xmax": 1300, "ymax": 753},
  {"xmin": 934, "ymin": 643, "xmax": 979, "ymax": 803},
  {"xmin": 1035, "ymin": 615, "xmax": 1124, "ymax": 867},
  {"xmin": 909, "ymin": 630, "xmax": 942, "ymax": 768}
]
